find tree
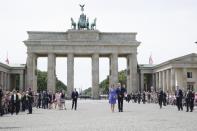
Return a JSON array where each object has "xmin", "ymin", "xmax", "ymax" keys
[
  {"xmin": 37, "ymin": 70, "xmax": 67, "ymax": 92},
  {"xmin": 99, "ymin": 69, "xmax": 127, "ymax": 94}
]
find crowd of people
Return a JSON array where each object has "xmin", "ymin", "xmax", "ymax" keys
[
  {"xmin": 109, "ymin": 83, "xmax": 196, "ymax": 113},
  {"xmin": 0, "ymin": 84, "xmax": 196, "ymax": 116},
  {"xmin": 0, "ymin": 88, "xmax": 33, "ymax": 116},
  {"xmin": 0, "ymin": 86, "xmax": 79, "ymax": 116}
]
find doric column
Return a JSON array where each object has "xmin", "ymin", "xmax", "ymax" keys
[
  {"xmin": 0, "ymin": 72, "xmax": 2, "ymax": 88},
  {"xmin": 47, "ymin": 53, "xmax": 56, "ymax": 93},
  {"xmin": 19, "ymin": 73, "xmax": 24, "ymax": 91},
  {"xmin": 7, "ymin": 73, "xmax": 10, "ymax": 91},
  {"xmin": 162, "ymin": 71, "xmax": 166, "ymax": 91},
  {"xmin": 140, "ymin": 72, "xmax": 144, "ymax": 91},
  {"xmin": 92, "ymin": 54, "xmax": 99, "ymax": 99},
  {"xmin": 182, "ymin": 68, "xmax": 187, "ymax": 90},
  {"xmin": 127, "ymin": 53, "xmax": 138, "ymax": 93},
  {"xmin": 109, "ymin": 54, "xmax": 118, "ymax": 87},
  {"xmin": 152, "ymin": 73, "xmax": 156, "ymax": 91},
  {"xmin": 27, "ymin": 53, "xmax": 37, "ymax": 91},
  {"xmin": 4, "ymin": 72, "xmax": 7, "ymax": 90},
  {"xmin": 159, "ymin": 71, "xmax": 162, "ymax": 90},
  {"xmin": 67, "ymin": 53, "xmax": 74, "ymax": 97},
  {"xmin": 171, "ymin": 68, "xmax": 176, "ymax": 92},
  {"xmin": 155, "ymin": 72, "xmax": 159, "ymax": 91},
  {"xmin": 166, "ymin": 69, "xmax": 169, "ymax": 92}
]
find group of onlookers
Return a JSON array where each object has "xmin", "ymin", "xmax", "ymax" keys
[
  {"xmin": 35, "ymin": 89, "xmax": 79, "ymax": 111},
  {"xmin": 0, "ymin": 87, "xmax": 33, "ymax": 116},
  {"xmin": 108, "ymin": 83, "xmax": 196, "ymax": 113},
  {"xmin": 0, "ymin": 86, "xmax": 79, "ymax": 117}
]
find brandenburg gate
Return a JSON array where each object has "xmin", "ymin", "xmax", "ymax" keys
[{"xmin": 24, "ymin": 5, "xmax": 140, "ymax": 98}]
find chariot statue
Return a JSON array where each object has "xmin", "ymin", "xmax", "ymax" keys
[
  {"xmin": 70, "ymin": 4, "xmax": 97, "ymax": 30},
  {"xmin": 77, "ymin": 4, "xmax": 89, "ymax": 30}
]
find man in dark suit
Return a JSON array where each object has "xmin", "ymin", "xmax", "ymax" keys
[
  {"xmin": 27, "ymin": 89, "xmax": 33, "ymax": 114},
  {"xmin": 11, "ymin": 90, "xmax": 19, "ymax": 115},
  {"xmin": 71, "ymin": 88, "xmax": 78, "ymax": 110},
  {"xmin": 186, "ymin": 88, "xmax": 195, "ymax": 112},
  {"xmin": 158, "ymin": 89, "xmax": 163, "ymax": 109},
  {"xmin": 116, "ymin": 83, "xmax": 126, "ymax": 112},
  {"xmin": 175, "ymin": 88, "xmax": 183, "ymax": 111}
]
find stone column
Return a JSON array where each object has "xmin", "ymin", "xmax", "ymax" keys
[
  {"xmin": 155, "ymin": 72, "xmax": 158, "ymax": 91},
  {"xmin": 19, "ymin": 73, "xmax": 24, "ymax": 91},
  {"xmin": 152, "ymin": 73, "xmax": 156, "ymax": 91},
  {"xmin": 171, "ymin": 68, "xmax": 176, "ymax": 92},
  {"xmin": 163, "ymin": 71, "xmax": 166, "ymax": 91},
  {"xmin": 7, "ymin": 73, "xmax": 10, "ymax": 91},
  {"xmin": 158, "ymin": 71, "xmax": 162, "ymax": 90},
  {"xmin": 0, "ymin": 72, "xmax": 2, "ymax": 88},
  {"xmin": 109, "ymin": 54, "xmax": 118, "ymax": 87},
  {"xmin": 166, "ymin": 69, "xmax": 169, "ymax": 92},
  {"xmin": 140, "ymin": 72, "xmax": 144, "ymax": 91},
  {"xmin": 27, "ymin": 53, "xmax": 37, "ymax": 91},
  {"xmin": 92, "ymin": 54, "xmax": 99, "ymax": 99},
  {"xmin": 47, "ymin": 53, "xmax": 56, "ymax": 93},
  {"xmin": 4, "ymin": 72, "xmax": 7, "ymax": 90},
  {"xmin": 127, "ymin": 53, "xmax": 138, "ymax": 93},
  {"xmin": 67, "ymin": 54, "xmax": 74, "ymax": 97},
  {"xmin": 182, "ymin": 68, "xmax": 187, "ymax": 91}
]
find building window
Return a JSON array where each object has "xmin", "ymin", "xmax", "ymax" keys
[{"xmin": 187, "ymin": 72, "xmax": 192, "ymax": 78}]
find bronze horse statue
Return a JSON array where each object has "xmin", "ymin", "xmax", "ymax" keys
[
  {"xmin": 71, "ymin": 18, "xmax": 76, "ymax": 30},
  {"xmin": 91, "ymin": 18, "xmax": 96, "ymax": 30}
]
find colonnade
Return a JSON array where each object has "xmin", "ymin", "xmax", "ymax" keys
[
  {"xmin": 27, "ymin": 52, "xmax": 138, "ymax": 98},
  {"xmin": 0, "ymin": 71, "xmax": 10, "ymax": 90},
  {"xmin": 0, "ymin": 71, "xmax": 24, "ymax": 91},
  {"xmin": 154, "ymin": 68, "xmax": 176, "ymax": 92}
]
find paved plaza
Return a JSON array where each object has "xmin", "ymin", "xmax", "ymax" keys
[{"xmin": 0, "ymin": 100, "xmax": 197, "ymax": 131}]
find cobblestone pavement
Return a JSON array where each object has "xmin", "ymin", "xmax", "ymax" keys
[{"xmin": 0, "ymin": 100, "xmax": 197, "ymax": 131}]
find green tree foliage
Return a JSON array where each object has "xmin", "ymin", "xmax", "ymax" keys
[
  {"xmin": 82, "ymin": 87, "xmax": 92, "ymax": 96},
  {"xmin": 99, "ymin": 69, "xmax": 127, "ymax": 94},
  {"xmin": 37, "ymin": 70, "xmax": 67, "ymax": 92}
]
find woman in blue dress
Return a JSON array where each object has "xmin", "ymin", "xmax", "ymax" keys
[{"xmin": 109, "ymin": 84, "xmax": 117, "ymax": 112}]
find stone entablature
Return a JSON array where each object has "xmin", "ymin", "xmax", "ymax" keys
[
  {"xmin": 24, "ymin": 30, "xmax": 139, "ymax": 57},
  {"xmin": 26, "ymin": 30, "xmax": 137, "ymax": 42}
]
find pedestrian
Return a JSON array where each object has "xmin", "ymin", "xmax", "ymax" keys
[
  {"xmin": 11, "ymin": 90, "xmax": 19, "ymax": 115},
  {"xmin": 186, "ymin": 88, "xmax": 195, "ymax": 112},
  {"xmin": 108, "ymin": 84, "xmax": 117, "ymax": 112},
  {"xmin": 158, "ymin": 89, "xmax": 163, "ymax": 109},
  {"xmin": 142, "ymin": 91, "xmax": 146, "ymax": 104},
  {"xmin": 37, "ymin": 91, "xmax": 42, "ymax": 108},
  {"xmin": 163, "ymin": 91, "xmax": 167, "ymax": 106},
  {"xmin": 27, "ymin": 89, "xmax": 33, "ymax": 114},
  {"xmin": 0, "ymin": 87, "xmax": 3, "ymax": 116},
  {"xmin": 71, "ymin": 88, "xmax": 78, "ymax": 110},
  {"xmin": 60, "ymin": 90, "xmax": 66, "ymax": 110},
  {"xmin": 116, "ymin": 83, "xmax": 126, "ymax": 112},
  {"xmin": 137, "ymin": 92, "xmax": 141, "ymax": 104},
  {"xmin": 175, "ymin": 87, "xmax": 183, "ymax": 111}
]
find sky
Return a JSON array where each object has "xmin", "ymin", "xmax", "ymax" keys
[{"xmin": 0, "ymin": 0, "xmax": 197, "ymax": 90}]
